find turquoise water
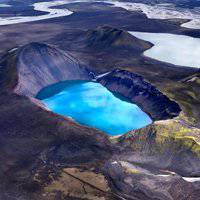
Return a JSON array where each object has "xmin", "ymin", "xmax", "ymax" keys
[{"xmin": 37, "ymin": 81, "xmax": 152, "ymax": 136}]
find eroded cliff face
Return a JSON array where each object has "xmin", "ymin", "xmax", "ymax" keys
[
  {"xmin": 2, "ymin": 42, "xmax": 92, "ymax": 97},
  {"xmin": 97, "ymin": 69, "xmax": 181, "ymax": 121}
]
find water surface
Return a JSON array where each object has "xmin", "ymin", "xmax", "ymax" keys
[
  {"xmin": 37, "ymin": 81, "xmax": 152, "ymax": 136},
  {"xmin": 130, "ymin": 31, "xmax": 200, "ymax": 68},
  {"xmin": 0, "ymin": 0, "xmax": 73, "ymax": 25}
]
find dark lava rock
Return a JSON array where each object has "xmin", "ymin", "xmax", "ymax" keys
[{"xmin": 97, "ymin": 69, "xmax": 181, "ymax": 120}]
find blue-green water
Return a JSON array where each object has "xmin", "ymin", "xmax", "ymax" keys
[{"xmin": 37, "ymin": 81, "xmax": 152, "ymax": 136}]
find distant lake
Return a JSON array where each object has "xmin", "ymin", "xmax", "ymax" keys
[
  {"xmin": 0, "ymin": 4, "xmax": 11, "ymax": 7},
  {"xmin": 37, "ymin": 81, "xmax": 152, "ymax": 136},
  {"xmin": 0, "ymin": 1, "xmax": 73, "ymax": 26},
  {"xmin": 130, "ymin": 31, "xmax": 200, "ymax": 68}
]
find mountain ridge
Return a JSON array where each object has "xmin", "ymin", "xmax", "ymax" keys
[{"xmin": 83, "ymin": 26, "xmax": 153, "ymax": 51}]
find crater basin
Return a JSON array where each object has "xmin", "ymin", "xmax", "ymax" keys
[{"xmin": 37, "ymin": 80, "xmax": 152, "ymax": 136}]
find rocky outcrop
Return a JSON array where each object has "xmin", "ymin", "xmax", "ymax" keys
[
  {"xmin": 0, "ymin": 42, "xmax": 92, "ymax": 97},
  {"xmin": 181, "ymin": 71, "xmax": 200, "ymax": 85},
  {"xmin": 97, "ymin": 69, "xmax": 181, "ymax": 120},
  {"xmin": 104, "ymin": 159, "xmax": 200, "ymax": 200}
]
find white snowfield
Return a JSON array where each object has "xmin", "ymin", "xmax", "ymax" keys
[{"xmin": 0, "ymin": 0, "xmax": 73, "ymax": 26}]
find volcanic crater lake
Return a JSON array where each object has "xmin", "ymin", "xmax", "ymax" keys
[{"xmin": 37, "ymin": 81, "xmax": 152, "ymax": 136}]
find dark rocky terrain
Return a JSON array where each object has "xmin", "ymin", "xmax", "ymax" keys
[
  {"xmin": 0, "ymin": 39, "xmax": 199, "ymax": 199},
  {"xmin": 103, "ymin": 159, "xmax": 200, "ymax": 200},
  {"xmin": 0, "ymin": 1, "xmax": 200, "ymax": 199}
]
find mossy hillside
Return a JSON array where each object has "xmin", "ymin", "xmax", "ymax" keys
[{"xmin": 118, "ymin": 119, "xmax": 200, "ymax": 158}]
